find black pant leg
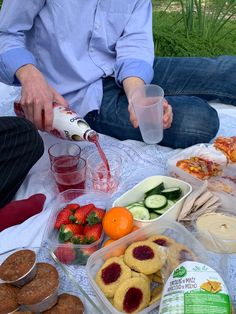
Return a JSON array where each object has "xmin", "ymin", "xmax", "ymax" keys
[{"xmin": 0, "ymin": 117, "xmax": 44, "ymax": 208}]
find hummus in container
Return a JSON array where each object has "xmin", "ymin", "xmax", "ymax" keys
[{"xmin": 196, "ymin": 212, "xmax": 236, "ymax": 253}]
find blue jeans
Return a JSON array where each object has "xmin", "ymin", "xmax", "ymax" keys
[{"xmin": 84, "ymin": 56, "xmax": 236, "ymax": 148}]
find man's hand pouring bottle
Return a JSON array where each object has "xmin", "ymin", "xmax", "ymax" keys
[{"xmin": 14, "ymin": 102, "xmax": 98, "ymax": 143}]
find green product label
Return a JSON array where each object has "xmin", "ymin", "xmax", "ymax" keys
[
  {"xmin": 184, "ymin": 291, "xmax": 231, "ymax": 314},
  {"xmin": 173, "ymin": 266, "xmax": 187, "ymax": 278}
]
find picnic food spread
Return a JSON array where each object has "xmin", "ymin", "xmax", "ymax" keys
[{"xmin": 2, "ymin": 135, "xmax": 236, "ymax": 313}]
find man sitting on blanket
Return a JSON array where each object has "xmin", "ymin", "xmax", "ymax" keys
[{"xmin": 0, "ymin": 0, "xmax": 235, "ymax": 149}]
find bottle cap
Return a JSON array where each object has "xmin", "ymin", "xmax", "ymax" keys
[{"xmin": 84, "ymin": 129, "xmax": 98, "ymax": 142}]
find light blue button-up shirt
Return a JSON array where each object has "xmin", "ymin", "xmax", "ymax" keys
[{"xmin": 0, "ymin": 0, "xmax": 154, "ymax": 117}]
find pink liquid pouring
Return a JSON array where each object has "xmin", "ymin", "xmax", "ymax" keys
[{"xmin": 89, "ymin": 133, "xmax": 111, "ymax": 178}]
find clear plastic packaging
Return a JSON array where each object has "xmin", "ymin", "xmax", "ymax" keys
[
  {"xmin": 86, "ymin": 219, "xmax": 230, "ymax": 314},
  {"xmin": 43, "ymin": 189, "xmax": 112, "ymax": 265},
  {"xmin": 112, "ymin": 175, "xmax": 192, "ymax": 228},
  {"xmin": 167, "ymin": 143, "xmax": 228, "ymax": 187},
  {"xmin": 166, "ymin": 143, "xmax": 236, "ymax": 208}
]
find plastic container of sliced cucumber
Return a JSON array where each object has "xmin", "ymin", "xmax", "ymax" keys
[{"xmin": 112, "ymin": 176, "xmax": 192, "ymax": 228}]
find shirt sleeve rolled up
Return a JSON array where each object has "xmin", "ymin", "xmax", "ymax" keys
[{"xmin": 114, "ymin": 0, "xmax": 154, "ymax": 86}]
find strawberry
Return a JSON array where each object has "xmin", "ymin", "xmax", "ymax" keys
[
  {"xmin": 80, "ymin": 246, "xmax": 97, "ymax": 256},
  {"xmin": 71, "ymin": 234, "xmax": 85, "ymax": 244},
  {"xmin": 54, "ymin": 207, "xmax": 73, "ymax": 230},
  {"xmin": 54, "ymin": 245, "xmax": 76, "ymax": 264},
  {"xmin": 59, "ymin": 223, "xmax": 84, "ymax": 242},
  {"xmin": 76, "ymin": 246, "xmax": 98, "ymax": 265},
  {"xmin": 70, "ymin": 204, "xmax": 95, "ymax": 225},
  {"xmin": 64, "ymin": 203, "xmax": 80, "ymax": 212},
  {"xmin": 84, "ymin": 223, "xmax": 103, "ymax": 243},
  {"xmin": 86, "ymin": 208, "xmax": 105, "ymax": 225}
]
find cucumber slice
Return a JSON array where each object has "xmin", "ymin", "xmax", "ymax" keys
[
  {"xmin": 154, "ymin": 200, "xmax": 175, "ymax": 214},
  {"xmin": 144, "ymin": 194, "xmax": 167, "ymax": 210},
  {"xmin": 161, "ymin": 187, "xmax": 182, "ymax": 201},
  {"xmin": 126, "ymin": 202, "xmax": 144, "ymax": 209},
  {"xmin": 128, "ymin": 206, "xmax": 150, "ymax": 220},
  {"xmin": 149, "ymin": 212, "xmax": 159, "ymax": 220},
  {"xmin": 145, "ymin": 182, "xmax": 165, "ymax": 197}
]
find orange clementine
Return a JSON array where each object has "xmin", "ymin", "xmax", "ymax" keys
[
  {"xmin": 102, "ymin": 207, "xmax": 134, "ymax": 240},
  {"xmin": 102, "ymin": 238, "xmax": 115, "ymax": 247},
  {"xmin": 132, "ymin": 225, "xmax": 140, "ymax": 232}
]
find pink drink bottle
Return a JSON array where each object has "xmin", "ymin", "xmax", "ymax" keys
[{"xmin": 14, "ymin": 102, "xmax": 98, "ymax": 142}]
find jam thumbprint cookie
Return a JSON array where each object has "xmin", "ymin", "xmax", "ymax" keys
[
  {"xmin": 113, "ymin": 277, "xmax": 150, "ymax": 313},
  {"xmin": 124, "ymin": 240, "xmax": 166, "ymax": 275},
  {"xmin": 95, "ymin": 256, "xmax": 132, "ymax": 298}
]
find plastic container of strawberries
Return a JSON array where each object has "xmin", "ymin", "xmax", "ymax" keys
[{"xmin": 43, "ymin": 189, "xmax": 112, "ymax": 265}]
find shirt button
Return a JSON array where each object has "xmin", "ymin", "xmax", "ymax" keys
[
  {"xmin": 95, "ymin": 23, "xmax": 100, "ymax": 30},
  {"xmin": 90, "ymin": 48, "xmax": 94, "ymax": 52}
]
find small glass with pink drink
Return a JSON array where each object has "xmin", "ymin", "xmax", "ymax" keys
[{"xmin": 86, "ymin": 149, "xmax": 122, "ymax": 194}]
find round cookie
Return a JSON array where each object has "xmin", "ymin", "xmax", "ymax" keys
[
  {"xmin": 168, "ymin": 243, "xmax": 196, "ymax": 272},
  {"xmin": 152, "ymin": 270, "xmax": 163, "ymax": 284},
  {"xmin": 131, "ymin": 271, "xmax": 150, "ymax": 284},
  {"xmin": 95, "ymin": 257, "xmax": 132, "ymax": 298},
  {"xmin": 148, "ymin": 234, "xmax": 176, "ymax": 248},
  {"xmin": 0, "ymin": 249, "xmax": 36, "ymax": 282},
  {"xmin": 124, "ymin": 240, "xmax": 166, "ymax": 275},
  {"xmin": 0, "ymin": 283, "xmax": 19, "ymax": 313},
  {"xmin": 113, "ymin": 277, "xmax": 150, "ymax": 313},
  {"xmin": 149, "ymin": 285, "xmax": 163, "ymax": 305},
  {"xmin": 43, "ymin": 293, "xmax": 84, "ymax": 314},
  {"xmin": 17, "ymin": 262, "xmax": 59, "ymax": 305}
]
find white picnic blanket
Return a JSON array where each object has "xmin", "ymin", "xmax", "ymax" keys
[{"xmin": 0, "ymin": 83, "xmax": 236, "ymax": 310}]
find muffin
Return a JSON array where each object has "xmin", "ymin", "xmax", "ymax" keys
[
  {"xmin": 43, "ymin": 293, "xmax": 84, "ymax": 314},
  {"xmin": 17, "ymin": 263, "xmax": 59, "ymax": 311},
  {"xmin": 124, "ymin": 240, "xmax": 166, "ymax": 275},
  {"xmin": 95, "ymin": 257, "xmax": 132, "ymax": 298},
  {"xmin": 0, "ymin": 283, "xmax": 19, "ymax": 313},
  {"xmin": 0, "ymin": 249, "xmax": 36, "ymax": 286},
  {"xmin": 113, "ymin": 277, "xmax": 150, "ymax": 313}
]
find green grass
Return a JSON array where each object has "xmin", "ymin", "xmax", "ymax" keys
[{"xmin": 153, "ymin": 11, "xmax": 236, "ymax": 56}]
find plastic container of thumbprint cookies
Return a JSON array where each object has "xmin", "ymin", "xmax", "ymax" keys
[
  {"xmin": 86, "ymin": 219, "xmax": 232, "ymax": 314},
  {"xmin": 0, "ymin": 246, "xmax": 93, "ymax": 313}
]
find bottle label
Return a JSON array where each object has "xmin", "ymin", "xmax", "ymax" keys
[
  {"xmin": 159, "ymin": 261, "xmax": 231, "ymax": 314},
  {"xmin": 14, "ymin": 102, "xmax": 94, "ymax": 142},
  {"xmin": 52, "ymin": 103, "xmax": 93, "ymax": 141}
]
